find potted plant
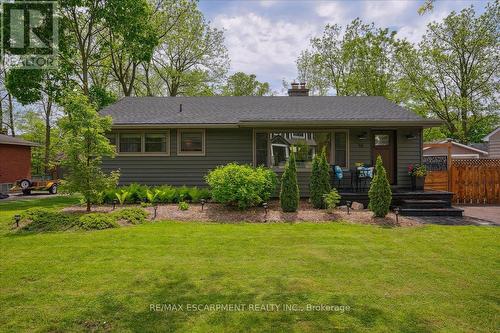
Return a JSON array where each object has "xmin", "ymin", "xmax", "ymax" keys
[{"xmin": 408, "ymin": 164, "xmax": 427, "ymax": 190}]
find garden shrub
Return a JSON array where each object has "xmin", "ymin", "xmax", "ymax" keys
[
  {"xmin": 115, "ymin": 190, "xmax": 130, "ymax": 205},
  {"xmin": 113, "ymin": 207, "xmax": 149, "ymax": 224},
  {"xmin": 78, "ymin": 213, "xmax": 118, "ymax": 230},
  {"xmin": 101, "ymin": 185, "xmax": 211, "ymax": 204},
  {"xmin": 310, "ymin": 147, "xmax": 331, "ymax": 208},
  {"xmin": 19, "ymin": 208, "xmax": 79, "ymax": 232},
  {"xmin": 178, "ymin": 201, "xmax": 189, "ymax": 211},
  {"xmin": 205, "ymin": 163, "xmax": 277, "ymax": 209},
  {"xmin": 156, "ymin": 185, "xmax": 177, "ymax": 203},
  {"xmin": 122, "ymin": 183, "xmax": 149, "ymax": 203},
  {"xmin": 280, "ymin": 150, "xmax": 299, "ymax": 212},
  {"xmin": 324, "ymin": 189, "xmax": 341, "ymax": 213},
  {"xmin": 368, "ymin": 155, "xmax": 392, "ymax": 217}
]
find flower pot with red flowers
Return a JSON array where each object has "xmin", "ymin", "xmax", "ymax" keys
[{"xmin": 408, "ymin": 164, "xmax": 427, "ymax": 191}]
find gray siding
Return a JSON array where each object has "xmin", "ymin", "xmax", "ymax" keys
[
  {"xmin": 103, "ymin": 128, "xmax": 253, "ymax": 186},
  {"xmin": 103, "ymin": 126, "xmax": 422, "ymax": 195},
  {"xmin": 489, "ymin": 131, "xmax": 500, "ymax": 158},
  {"xmin": 396, "ymin": 128, "xmax": 422, "ymax": 188}
]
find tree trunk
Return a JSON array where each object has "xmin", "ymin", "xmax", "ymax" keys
[
  {"xmin": 86, "ymin": 200, "xmax": 91, "ymax": 212},
  {"xmin": 44, "ymin": 97, "xmax": 52, "ymax": 175},
  {"xmin": 8, "ymin": 93, "xmax": 14, "ymax": 136}
]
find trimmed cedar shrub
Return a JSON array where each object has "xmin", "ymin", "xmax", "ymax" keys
[
  {"xmin": 205, "ymin": 163, "xmax": 277, "ymax": 209},
  {"xmin": 324, "ymin": 189, "xmax": 341, "ymax": 213},
  {"xmin": 78, "ymin": 213, "xmax": 118, "ymax": 230},
  {"xmin": 113, "ymin": 208, "xmax": 149, "ymax": 224},
  {"xmin": 280, "ymin": 150, "xmax": 300, "ymax": 212},
  {"xmin": 368, "ymin": 155, "xmax": 392, "ymax": 217},
  {"xmin": 310, "ymin": 147, "xmax": 331, "ymax": 208}
]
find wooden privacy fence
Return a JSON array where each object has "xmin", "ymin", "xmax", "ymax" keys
[
  {"xmin": 451, "ymin": 159, "xmax": 500, "ymax": 204},
  {"xmin": 425, "ymin": 158, "xmax": 500, "ymax": 204}
]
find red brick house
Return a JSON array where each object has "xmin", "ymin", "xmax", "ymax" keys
[{"xmin": 0, "ymin": 134, "xmax": 38, "ymax": 192}]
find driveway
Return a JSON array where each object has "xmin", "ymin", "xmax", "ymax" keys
[
  {"xmin": 458, "ymin": 205, "xmax": 500, "ymax": 224},
  {"xmin": 0, "ymin": 192, "xmax": 59, "ymax": 201}
]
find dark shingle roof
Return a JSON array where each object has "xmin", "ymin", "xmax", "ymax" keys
[
  {"xmin": 0, "ymin": 134, "xmax": 38, "ymax": 146},
  {"xmin": 100, "ymin": 96, "xmax": 440, "ymax": 126}
]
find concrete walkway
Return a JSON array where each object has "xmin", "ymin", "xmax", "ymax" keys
[{"xmin": 458, "ymin": 206, "xmax": 500, "ymax": 224}]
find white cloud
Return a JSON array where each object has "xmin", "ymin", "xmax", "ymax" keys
[
  {"xmin": 314, "ymin": 1, "xmax": 350, "ymax": 25},
  {"xmin": 213, "ymin": 13, "xmax": 318, "ymax": 86},
  {"xmin": 396, "ymin": 9, "xmax": 449, "ymax": 43},
  {"xmin": 259, "ymin": 0, "xmax": 277, "ymax": 8},
  {"xmin": 362, "ymin": 0, "xmax": 414, "ymax": 25}
]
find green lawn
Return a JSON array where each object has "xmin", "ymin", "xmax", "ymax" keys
[{"xmin": 0, "ymin": 197, "xmax": 498, "ymax": 332}]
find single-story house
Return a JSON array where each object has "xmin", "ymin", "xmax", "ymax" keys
[
  {"xmin": 0, "ymin": 134, "xmax": 38, "ymax": 193},
  {"xmin": 423, "ymin": 140, "xmax": 489, "ymax": 159},
  {"xmin": 483, "ymin": 127, "xmax": 500, "ymax": 158},
  {"xmin": 100, "ymin": 85, "xmax": 442, "ymax": 197}
]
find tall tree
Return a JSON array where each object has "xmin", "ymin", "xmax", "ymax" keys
[
  {"xmin": 297, "ymin": 19, "xmax": 402, "ymax": 100},
  {"xmin": 222, "ymin": 72, "xmax": 271, "ymax": 96},
  {"xmin": 59, "ymin": 93, "xmax": 119, "ymax": 212},
  {"xmin": 59, "ymin": 0, "xmax": 105, "ymax": 96},
  {"xmin": 100, "ymin": 0, "xmax": 158, "ymax": 96},
  {"xmin": 396, "ymin": 2, "xmax": 499, "ymax": 143},
  {"xmin": 6, "ymin": 68, "xmax": 70, "ymax": 174},
  {"xmin": 152, "ymin": 4, "xmax": 229, "ymax": 96}
]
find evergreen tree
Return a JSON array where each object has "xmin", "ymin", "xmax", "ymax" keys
[
  {"xmin": 368, "ymin": 155, "xmax": 392, "ymax": 217},
  {"xmin": 280, "ymin": 150, "xmax": 300, "ymax": 212},
  {"xmin": 310, "ymin": 147, "xmax": 331, "ymax": 208}
]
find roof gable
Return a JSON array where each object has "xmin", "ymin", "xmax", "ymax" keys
[{"xmin": 483, "ymin": 127, "xmax": 500, "ymax": 142}]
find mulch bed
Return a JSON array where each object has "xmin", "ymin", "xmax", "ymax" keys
[{"xmin": 64, "ymin": 200, "xmax": 420, "ymax": 227}]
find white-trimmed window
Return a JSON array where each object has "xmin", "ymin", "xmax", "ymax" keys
[
  {"xmin": 117, "ymin": 131, "xmax": 170, "ymax": 155},
  {"xmin": 177, "ymin": 129, "xmax": 205, "ymax": 156}
]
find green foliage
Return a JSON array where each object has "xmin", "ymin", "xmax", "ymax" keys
[
  {"xmin": 324, "ymin": 189, "xmax": 341, "ymax": 213},
  {"xmin": 280, "ymin": 150, "xmax": 299, "ymax": 212},
  {"xmin": 115, "ymin": 191, "xmax": 130, "ymax": 205},
  {"xmin": 396, "ymin": 2, "xmax": 499, "ymax": 143},
  {"xmin": 59, "ymin": 92, "xmax": 119, "ymax": 211},
  {"xmin": 19, "ymin": 208, "xmax": 79, "ymax": 232},
  {"xmin": 310, "ymin": 147, "xmax": 331, "ymax": 208},
  {"xmin": 113, "ymin": 208, "xmax": 149, "ymax": 224},
  {"xmin": 178, "ymin": 201, "xmax": 189, "ymax": 211},
  {"xmin": 205, "ymin": 163, "xmax": 277, "ymax": 209},
  {"xmin": 102, "ymin": 185, "xmax": 211, "ymax": 204},
  {"xmin": 298, "ymin": 18, "xmax": 401, "ymax": 100},
  {"xmin": 368, "ymin": 156, "xmax": 392, "ymax": 217},
  {"xmin": 222, "ymin": 72, "xmax": 271, "ymax": 96},
  {"xmin": 89, "ymin": 86, "xmax": 117, "ymax": 110},
  {"xmin": 78, "ymin": 213, "xmax": 118, "ymax": 230}
]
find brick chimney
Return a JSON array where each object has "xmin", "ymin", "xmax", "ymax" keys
[{"xmin": 288, "ymin": 82, "xmax": 309, "ymax": 96}]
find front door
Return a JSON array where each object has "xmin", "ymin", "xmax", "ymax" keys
[{"xmin": 372, "ymin": 131, "xmax": 395, "ymax": 184}]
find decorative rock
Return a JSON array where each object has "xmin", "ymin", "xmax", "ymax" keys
[{"xmin": 351, "ymin": 201, "xmax": 364, "ymax": 210}]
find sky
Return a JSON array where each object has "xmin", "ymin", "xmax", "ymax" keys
[{"xmin": 199, "ymin": 0, "xmax": 489, "ymax": 94}]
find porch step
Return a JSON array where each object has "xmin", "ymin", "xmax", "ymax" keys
[
  {"xmin": 399, "ymin": 207, "xmax": 464, "ymax": 217},
  {"xmin": 401, "ymin": 199, "xmax": 449, "ymax": 209}
]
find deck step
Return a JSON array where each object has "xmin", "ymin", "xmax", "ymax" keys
[
  {"xmin": 401, "ymin": 199, "xmax": 449, "ymax": 209},
  {"xmin": 400, "ymin": 207, "xmax": 463, "ymax": 217}
]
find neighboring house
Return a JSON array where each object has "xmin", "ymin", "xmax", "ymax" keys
[
  {"xmin": 0, "ymin": 134, "xmax": 38, "ymax": 193},
  {"xmin": 100, "ymin": 85, "xmax": 442, "ymax": 196},
  {"xmin": 423, "ymin": 140, "xmax": 489, "ymax": 159},
  {"xmin": 483, "ymin": 127, "xmax": 500, "ymax": 158}
]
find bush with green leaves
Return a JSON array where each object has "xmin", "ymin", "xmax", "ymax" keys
[
  {"xmin": 324, "ymin": 189, "xmax": 341, "ymax": 213},
  {"xmin": 178, "ymin": 201, "xmax": 189, "ymax": 211},
  {"xmin": 205, "ymin": 163, "xmax": 277, "ymax": 209},
  {"xmin": 310, "ymin": 147, "xmax": 331, "ymax": 208},
  {"xmin": 280, "ymin": 150, "xmax": 299, "ymax": 212},
  {"xmin": 19, "ymin": 208, "xmax": 79, "ymax": 232},
  {"xmin": 113, "ymin": 207, "xmax": 149, "ymax": 224},
  {"xmin": 78, "ymin": 213, "xmax": 118, "ymax": 230},
  {"xmin": 368, "ymin": 155, "xmax": 392, "ymax": 217}
]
